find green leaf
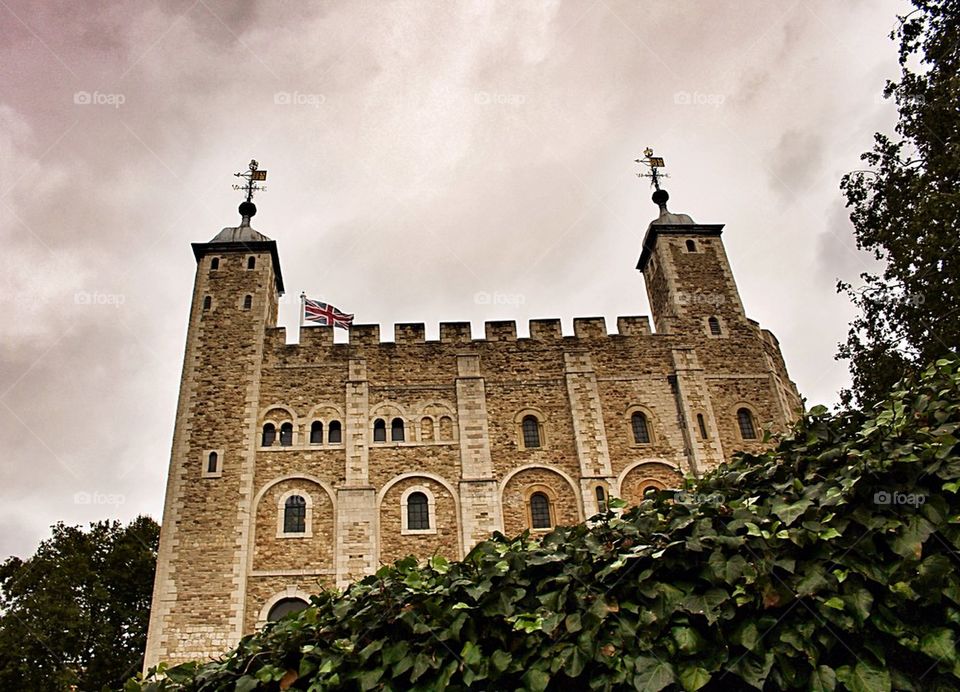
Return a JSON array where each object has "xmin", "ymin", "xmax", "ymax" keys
[
  {"xmin": 461, "ymin": 640, "xmax": 483, "ymax": 667},
  {"xmin": 836, "ymin": 661, "xmax": 891, "ymax": 692},
  {"xmin": 809, "ymin": 665, "xmax": 837, "ymax": 692},
  {"xmin": 920, "ymin": 627, "xmax": 956, "ymax": 663},
  {"xmin": 772, "ymin": 498, "xmax": 813, "ymax": 526},
  {"xmin": 891, "ymin": 515, "xmax": 935, "ymax": 560},
  {"xmin": 679, "ymin": 665, "xmax": 711, "ymax": 691},
  {"xmin": 823, "ymin": 597, "xmax": 845, "ymax": 610},
  {"xmin": 633, "ymin": 657, "xmax": 676, "ymax": 692},
  {"xmin": 522, "ymin": 668, "xmax": 550, "ymax": 692},
  {"xmin": 491, "ymin": 649, "xmax": 511, "ymax": 673},
  {"xmin": 672, "ymin": 626, "xmax": 704, "ymax": 653},
  {"xmin": 235, "ymin": 676, "xmax": 259, "ymax": 692}
]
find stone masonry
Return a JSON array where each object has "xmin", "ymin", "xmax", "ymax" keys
[{"xmin": 144, "ymin": 190, "xmax": 802, "ymax": 669}]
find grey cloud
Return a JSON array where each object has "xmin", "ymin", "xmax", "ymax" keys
[{"xmin": 0, "ymin": 0, "xmax": 907, "ymax": 559}]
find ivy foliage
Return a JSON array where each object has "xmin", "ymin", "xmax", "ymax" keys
[{"xmin": 130, "ymin": 358, "xmax": 960, "ymax": 691}]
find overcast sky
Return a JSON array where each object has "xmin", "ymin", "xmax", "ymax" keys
[{"xmin": 1, "ymin": 0, "xmax": 908, "ymax": 559}]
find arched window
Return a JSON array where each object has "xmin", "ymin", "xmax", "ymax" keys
[
  {"xmin": 737, "ymin": 408, "xmax": 757, "ymax": 440},
  {"xmin": 283, "ymin": 495, "xmax": 306, "ymax": 533},
  {"xmin": 521, "ymin": 415, "xmax": 541, "ymax": 449},
  {"xmin": 631, "ymin": 412, "xmax": 651, "ymax": 444},
  {"xmin": 530, "ymin": 492, "xmax": 552, "ymax": 529},
  {"xmin": 595, "ymin": 485, "xmax": 606, "ymax": 512},
  {"xmin": 261, "ymin": 423, "xmax": 276, "ymax": 447},
  {"xmin": 243, "ymin": 294, "xmax": 252, "ymax": 310},
  {"xmin": 328, "ymin": 420, "xmax": 342, "ymax": 444},
  {"xmin": 373, "ymin": 418, "xmax": 386, "ymax": 442},
  {"xmin": 391, "ymin": 417, "xmax": 405, "ymax": 442},
  {"xmin": 406, "ymin": 492, "xmax": 430, "ymax": 530},
  {"xmin": 247, "ymin": 256, "xmax": 256, "ymax": 270},
  {"xmin": 708, "ymin": 316, "xmax": 721, "ymax": 336},
  {"xmin": 202, "ymin": 296, "xmax": 212, "ymax": 311},
  {"xmin": 310, "ymin": 421, "xmax": 323, "ymax": 444},
  {"xmin": 279, "ymin": 422, "xmax": 294, "ymax": 446},
  {"xmin": 697, "ymin": 413, "xmax": 708, "ymax": 440},
  {"xmin": 207, "ymin": 451, "xmax": 218, "ymax": 474},
  {"xmin": 686, "ymin": 239, "xmax": 696, "ymax": 252},
  {"xmin": 267, "ymin": 597, "xmax": 308, "ymax": 621},
  {"xmin": 439, "ymin": 416, "xmax": 454, "ymax": 441},
  {"xmin": 420, "ymin": 417, "xmax": 434, "ymax": 441},
  {"xmin": 210, "ymin": 257, "xmax": 220, "ymax": 270}
]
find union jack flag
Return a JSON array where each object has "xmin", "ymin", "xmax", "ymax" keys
[{"xmin": 303, "ymin": 298, "xmax": 354, "ymax": 329}]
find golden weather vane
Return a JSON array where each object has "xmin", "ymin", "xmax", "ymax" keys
[
  {"xmin": 635, "ymin": 147, "xmax": 668, "ymax": 191},
  {"xmin": 232, "ymin": 159, "xmax": 268, "ymax": 203}
]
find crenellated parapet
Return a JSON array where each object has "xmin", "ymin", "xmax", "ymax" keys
[{"xmin": 280, "ymin": 316, "xmax": 660, "ymax": 353}]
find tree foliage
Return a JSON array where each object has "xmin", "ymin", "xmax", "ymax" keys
[
  {"xmin": 0, "ymin": 515, "xmax": 159, "ymax": 690},
  {"xmin": 838, "ymin": 0, "xmax": 960, "ymax": 406},
  {"xmin": 131, "ymin": 357, "xmax": 960, "ymax": 691}
]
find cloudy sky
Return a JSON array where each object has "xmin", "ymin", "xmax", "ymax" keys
[{"xmin": 1, "ymin": 0, "xmax": 907, "ymax": 559}]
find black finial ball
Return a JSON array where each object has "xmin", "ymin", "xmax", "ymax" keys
[
  {"xmin": 652, "ymin": 189, "xmax": 669, "ymax": 206},
  {"xmin": 239, "ymin": 201, "xmax": 257, "ymax": 218}
]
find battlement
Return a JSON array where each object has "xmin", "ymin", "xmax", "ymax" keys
[{"xmin": 282, "ymin": 316, "xmax": 656, "ymax": 350}]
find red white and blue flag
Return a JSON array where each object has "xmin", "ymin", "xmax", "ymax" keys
[{"xmin": 303, "ymin": 297, "xmax": 354, "ymax": 329}]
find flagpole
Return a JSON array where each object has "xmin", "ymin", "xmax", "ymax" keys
[{"xmin": 299, "ymin": 292, "xmax": 306, "ymax": 327}]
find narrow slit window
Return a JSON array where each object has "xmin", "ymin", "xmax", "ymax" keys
[
  {"xmin": 243, "ymin": 295, "xmax": 252, "ymax": 310},
  {"xmin": 207, "ymin": 451, "xmax": 218, "ymax": 473},
  {"xmin": 521, "ymin": 416, "xmax": 541, "ymax": 448},
  {"xmin": 202, "ymin": 296, "xmax": 212, "ymax": 311},
  {"xmin": 439, "ymin": 416, "xmax": 453, "ymax": 440},
  {"xmin": 328, "ymin": 420, "xmax": 342, "ymax": 444},
  {"xmin": 708, "ymin": 316, "xmax": 721, "ymax": 336},
  {"xmin": 697, "ymin": 413, "xmax": 709, "ymax": 440},
  {"xmin": 406, "ymin": 492, "xmax": 430, "ymax": 530},
  {"xmin": 631, "ymin": 412, "xmax": 651, "ymax": 444},
  {"xmin": 279, "ymin": 422, "xmax": 293, "ymax": 446},
  {"xmin": 261, "ymin": 423, "xmax": 276, "ymax": 447},
  {"xmin": 283, "ymin": 495, "xmax": 306, "ymax": 533},
  {"xmin": 530, "ymin": 492, "xmax": 551, "ymax": 529},
  {"xmin": 737, "ymin": 408, "xmax": 757, "ymax": 440},
  {"xmin": 391, "ymin": 417, "xmax": 405, "ymax": 442},
  {"xmin": 595, "ymin": 485, "xmax": 606, "ymax": 512}
]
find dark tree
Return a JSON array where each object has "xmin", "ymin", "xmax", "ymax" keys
[
  {"xmin": 0, "ymin": 516, "xmax": 159, "ymax": 690},
  {"xmin": 838, "ymin": 0, "xmax": 960, "ymax": 407}
]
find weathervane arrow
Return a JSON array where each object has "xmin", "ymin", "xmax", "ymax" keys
[
  {"xmin": 232, "ymin": 159, "xmax": 268, "ymax": 203},
  {"xmin": 635, "ymin": 147, "xmax": 668, "ymax": 191}
]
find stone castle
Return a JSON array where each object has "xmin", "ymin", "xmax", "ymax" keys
[{"xmin": 143, "ymin": 181, "xmax": 801, "ymax": 668}]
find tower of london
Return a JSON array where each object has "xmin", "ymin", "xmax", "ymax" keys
[{"xmin": 144, "ymin": 177, "xmax": 801, "ymax": 668}]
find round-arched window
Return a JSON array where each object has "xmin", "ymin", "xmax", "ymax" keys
[{"xmin": 267, "ymin": 597, "xmax": 309, "ymax": 621}]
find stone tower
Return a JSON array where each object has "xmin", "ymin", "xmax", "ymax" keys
[
  {"xmin": 144, "ymin": 179, "xmax": 802, "ymax": 670},
  {"xmin": 637, "ymin": 188, "xmax": 799, "ymax": 474},
  {"xmin": 144, "ymin": 206, "xmax": 284, "ymax": 661}
]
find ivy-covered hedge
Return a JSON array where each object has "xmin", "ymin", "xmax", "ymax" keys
[{"xmin": 131, "ymin": 358, "xmax": 960, "ymax": 691}]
